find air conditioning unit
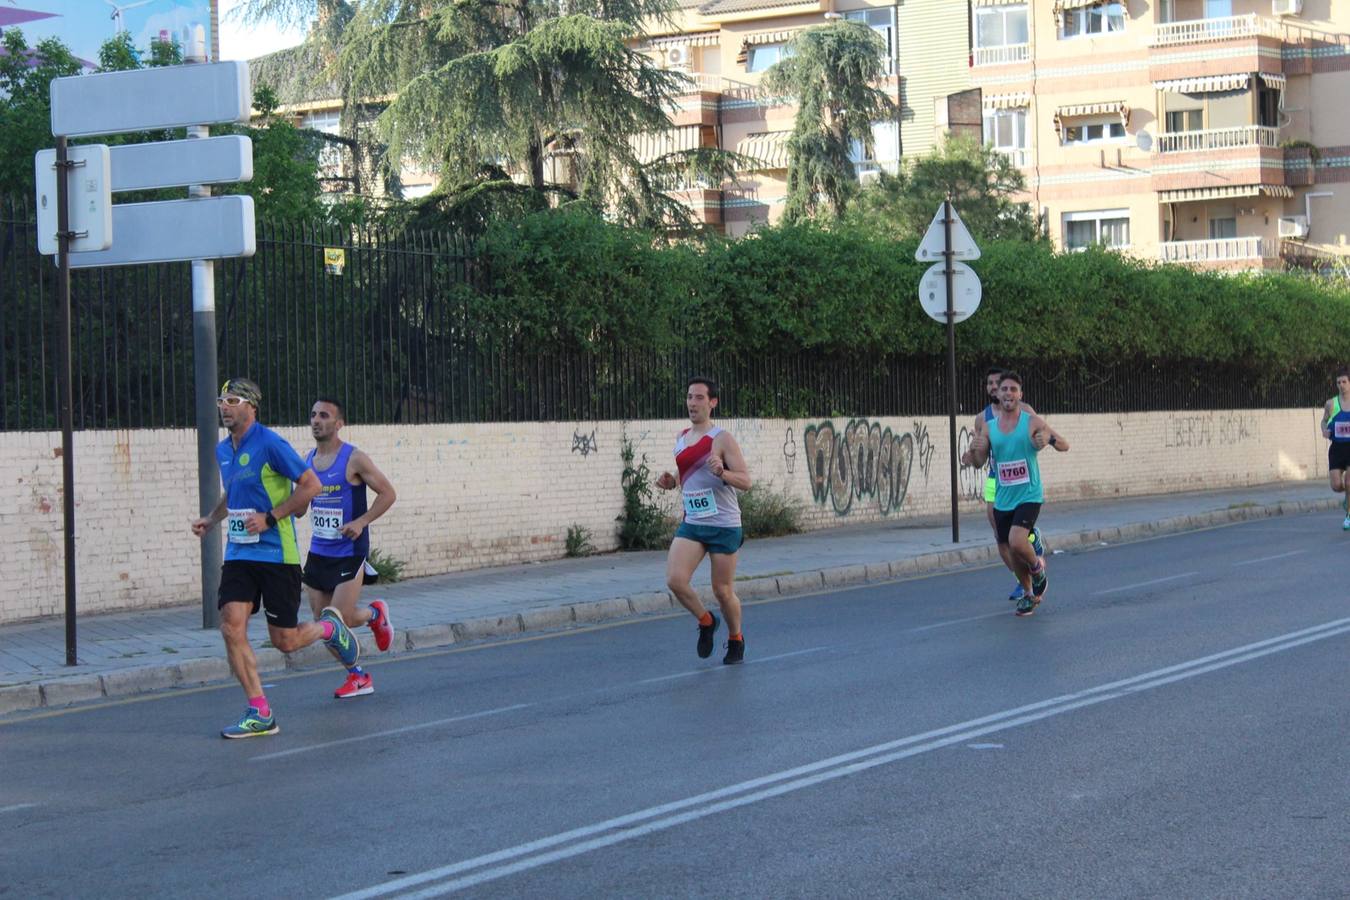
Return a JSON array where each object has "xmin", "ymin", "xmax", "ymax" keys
[
  {"xmin": 1278, "ymin": 215, "xmax": 1309, "ymax": 239},
  {"xmin": 1272, "ymin": 0, "xmax": 1302, "ymax": 16},
  {"xmin": 665, "ymin": 45, "xmax": 688, "ymax": 67}
]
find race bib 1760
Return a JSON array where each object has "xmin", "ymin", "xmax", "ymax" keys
[
  {"xmin": 997, "ymin": 459, "xmax": 1031, "ymax": 486},
  {"xmin": 311, "ymin": 505, "xmax": 344, "ymax": 540},
  {"xmin": 226, "ymin": 508, "xmax": 259, "ymax": 544},
  {"xmin": 683, "ymin": 488, "xmax": 718, "ymax": 519}
]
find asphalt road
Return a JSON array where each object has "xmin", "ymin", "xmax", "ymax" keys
[{"xmin": 2, "ymin": 514, "xmax": 1347, "ymax": 899}]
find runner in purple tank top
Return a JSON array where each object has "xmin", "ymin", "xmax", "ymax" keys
[
  {"xmin": 303, "ymin": 398, "xmax": 399, "ymax": 699},
  {"xmin": 655, "ymin": 376, "xmax": 754, "ymax": 664}
]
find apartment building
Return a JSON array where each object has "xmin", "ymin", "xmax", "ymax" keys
[
  {"xmin": 635, "ymin": 0, "xmax": 970, "ymax": 235},
  {"xmin": 971, "ymin": 0, "xmax": 1350, "ymax": 269}
]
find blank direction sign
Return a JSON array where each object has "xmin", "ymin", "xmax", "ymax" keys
[
  {"xmin": 110, "ymin": 136, "xmax": 252, "ymax": 192},
  {"xmin": 50, "ymin": 61, "xmax": 251, "ymax": 138},
  {"xmin": 64, "ymin": 196, "xmax": 255, "ymax": 268}
]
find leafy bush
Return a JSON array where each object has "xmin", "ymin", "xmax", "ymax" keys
[
  {"xmin": 615, "ymin": 436, "xmax": 676, "ymax": 550},
  {"xmin": 565, "ymin": 524, "xmax": 596, "ymax": 557},
  {"xmin": 737, "ymin": 482, "xmax": 805, "ymax": 539},
  {"xmin": 367, "ymin": 548, "xmax": 406, "ymax": 584}
]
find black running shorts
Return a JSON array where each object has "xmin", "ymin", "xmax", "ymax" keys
[
  {"xmin": 301, "ymin": 553, "xmax": 378, "ymax": 593},
  {"xmin": 1329, "ymin": 442, "xmax": 1350, "ymax": 472},
  {"xmin": 218, "ymin": 560, "xmax": 303, "ymax": 628},
  {"xmin": 993, "ymin": 502, "xmax": 1042, "ymax": 545}
]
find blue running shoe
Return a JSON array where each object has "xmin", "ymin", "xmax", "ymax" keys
[
  {"xmin": 321, "ymin": 606, "xmax": 360, "ymax": 668},
  {"xmin": 221, "ymin": 706, "xmax": 278, "ymax": 739},
  {"xmin": 1030, "ymin": 528, "xmax": 1046, "ymax": 557},
  {"xmin": 1009, "ymin": 583, "xmax": 1026, "ymax": 602},
  {"xmin": 1342, "ymin": 515, "xmax": 1350, "ymax": 532}
]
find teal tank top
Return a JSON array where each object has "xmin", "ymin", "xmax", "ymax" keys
[{"xmin": 988, "ymin": 410, "xmax": 1043, "ymax": 510}]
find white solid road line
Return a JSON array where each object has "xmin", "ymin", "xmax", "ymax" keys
[
  {"xmin": 1232, "ymin": 549, "xmax": 1308, "ymax": 566},
  {"xmin": 1091, "ymin": 572, "xmax": 1200, "ymax": 595},
  {"xmin": 329, "ymin": 617, "xmax": 1350, "ymax": 900},
  {"xmin": 0, "ymin": 803, "xmax": 39, "ymax": 815},
  {"xmin": 252, "ymin": 704, "xmax": 532, "ymax": 762}
]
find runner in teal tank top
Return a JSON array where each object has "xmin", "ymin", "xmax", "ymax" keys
[
  {"xmin": 1320, "ymin": 367, "xmax": 1350, "ymax": 530},
  {"xmin": 968, "ymin": 371, "xmax": 1070, "ymax": 617}
]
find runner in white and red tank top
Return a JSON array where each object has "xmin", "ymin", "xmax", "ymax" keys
[{"xmin": 655, "ymin": 376, "xmax": 754, "ymax": 664}]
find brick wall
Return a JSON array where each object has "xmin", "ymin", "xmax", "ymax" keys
[{"xmin": 0, "ymin": 408, "xmax": 1326, "ymax": 623}]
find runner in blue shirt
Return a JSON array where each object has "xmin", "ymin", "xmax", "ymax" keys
[{"xmin": 191, "ymin": 378, "xmax": 361, "ymax": 738}]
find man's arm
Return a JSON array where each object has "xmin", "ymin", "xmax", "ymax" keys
[
  {"xmin": 1322, "ymin": 400, "xmax": 1335, "ymax": 438},
  {"xmin": 1031, "ymin": 416, "xmax": 1069, "ymax": 452},
  {"xmin": 342, "ymin": 450, "xmax": 397, "ymax": 539},
  {"xmin": 191, "ymin": 494, "xmax": 227, "ymax": 537},
  {"xmin": 711, "ymin": 433, "xmax": 753, "ymax": 491},
  {"xmin": 245, "ymin": 469, "xmax": 322, "ymax": 534}
]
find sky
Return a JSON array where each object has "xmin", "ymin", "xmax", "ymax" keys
[{"xmin": 0, "ymin": 1, "xmax": 305, "ymax": 63}]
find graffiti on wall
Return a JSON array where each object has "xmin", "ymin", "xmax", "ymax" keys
[
  {"xmin": 571, "ymin": 428, "xmax": 599, "ymax": 457},
  {"xmin": 911, "ymin": 420, "xmax": 936, "ymax": 480},
  {"xmin": 1163, "ymin": 413, "xmax": 1258, "ymax": 449},
  {"xmin": 802, "ymin": 420, "xmax": 915, "ymax": 516},
  {"xmin": 782, "ymin": 428, "xmax": 797, "ymax": 475},
  {"xmin": 956, "ymin": 426, "xmax": 988, "ymax": 501}
]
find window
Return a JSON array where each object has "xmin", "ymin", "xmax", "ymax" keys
[
  {"xmin": 301, "ymin": 110, "xmax": 344, "ymax": 175},
  {"xmin": 1061, "ymin": 2, "xmax": 1125, "ymax": 38},
  {"xmin": 850, "ymin": 121, "xmax": 900, "ymax": 172},
  {"xmin": 1209, "ymin": 217, "xmax": 1237, "ymax": 239},
  {"xmin": 747, "ymin": 43, "xmax": 783, "ymax": 73},
  {"xmin": 1062, "ymin": 117, "xmax": 1126, "ymax": 145},
  {"xmin": 975, "ymin": 5, "xmax": 1029, "ymax": 49},
  {"xmin": 1063, "ymin": 209, "xmax": 1130, "ymax": 250},
  {"xmin": 983, "ymin": 108, "xmax": 1028, "ymax": 153},
  {"xmin": 1165, "ymin": 109, "xmax": 1204, "ymax": 133},
  {"xmin": 844, "ymin": 8, "xmax": 896, "ymax": 73},
  {"xmin": 1258, "ymin": 87, "xmax": 1280, "ymax": 128}
]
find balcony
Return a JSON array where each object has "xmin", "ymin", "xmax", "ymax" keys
[
  {"xmin": 992, "ymin": 147, "xmax": 1029, "ymax": 168},
  {"xmin": 973, "ymin": 44, "xmax": 1029, "ymax": 67},
  {"xmin": 1151, "ymin": 13, "xmax": 1278, "ymax": 47},
  {"xmin": 1156, "ymin": 126, "xmax": 1278, "ymax": 154},
  {"xmin": 1160, "ymin": 236, "xmax": 1278, "ymax": 267}
]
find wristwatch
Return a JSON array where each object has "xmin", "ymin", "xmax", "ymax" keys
[{"xmin": 264, "ymin": 512, "xmax": 277, "ymax": 528}]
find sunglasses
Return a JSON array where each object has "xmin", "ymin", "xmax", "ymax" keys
[{"xmin": 216, "ymin": 396, "xmax": 248, "ymax": 407}]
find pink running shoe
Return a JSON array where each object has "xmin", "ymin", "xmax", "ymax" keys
[
  {"xmin": 369, "ymin": 599, "xmax": 393, "ymax": 652},
  {"xmin": 334, "ymin": 671, "xmax": 373, "ymax": 699}
]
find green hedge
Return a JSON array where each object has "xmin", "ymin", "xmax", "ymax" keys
[{"xmin": 464, "ymin": 209, "xmax": 1350, "ymax": 371}]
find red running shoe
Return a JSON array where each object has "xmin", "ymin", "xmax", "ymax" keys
[
  {"xmin": 369, "ymin": 599, "xmax": 393, "ymax": 652},
  {"xmin": 334, "ymin": 671, "xmax": 373, "ymax": 699}
]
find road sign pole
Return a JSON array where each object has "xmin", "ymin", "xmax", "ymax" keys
[
  {"xmin": 944, "ymin": 198, "xmax": 960, "ymax": 544},
  {"xmin": 55, "ymin": 136, "xmax": 78, "ymax": 665}
]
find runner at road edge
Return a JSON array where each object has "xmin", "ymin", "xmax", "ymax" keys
[
  {"xmin": 656, "ymin": 376, "xmax": 753, "ymax": 664},
  {"xmin": 962, "ymin": 366, "xmax": 1045, "ymax": 602},
  {"xmin": 966, "ymin": 371, "xmax": 1069, "ymax": 616},
  {"xmin": 303, "ymin": 397, "xmax": 398, "ymax": 699},
  {"xmin": 1320, "ymin": 367, "xmax": 1350, "ymax": 531},
  {"xmin": 190, "ymin": 378, "xmax": 361, "ymax": 738}
]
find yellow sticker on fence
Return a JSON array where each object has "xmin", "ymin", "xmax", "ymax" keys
[{"xmin": 324, "ymin": 248, "xmax": 345, "ymax": 275}]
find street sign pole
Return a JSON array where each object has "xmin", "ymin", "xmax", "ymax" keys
[
  {"xmin": 55, "ymin": 136, "xmax": 78, "ymax": 665},
  {"xmin": 185, "ymin": 30, "xmax": 221, "ymax": 629},
  {"xmin": 943, "ymin": 198, "xmax": 959, "ymax": 544}
]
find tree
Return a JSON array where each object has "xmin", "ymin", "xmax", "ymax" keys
[
  {"xmin": 844, "ymin": 136, "xmax": 1039, "ymax": 243},
  {"xmin": 0, "ymin": 29, "xmax": 82, "ymax": 198},
  {"xmin": 242, "ymin": 0, "xmax": 740, "ymax": 231},
  {"xmin": 760, "ymin": 21, "xmax": 895, "ymax": 222}
]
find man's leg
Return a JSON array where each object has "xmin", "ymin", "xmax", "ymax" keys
[
  {"xmin": 709, "ymin": 550, "xmax": 744, "ymax": 664},
  {"xmin": 220, "ymin": 600, "xmax": 263, "ymax": 699},
  {"xmin": 667, "ymin": 537, "xmax": 719, "ymax": 658}
]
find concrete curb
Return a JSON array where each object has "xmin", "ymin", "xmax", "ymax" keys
[{"xmin": 2, "ymin": 495, "xmax": 1337, "ymax": 717}]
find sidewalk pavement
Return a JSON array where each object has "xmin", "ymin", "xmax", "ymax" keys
[{"xmin": 1, "ymin": 481, "xmax": 1339, "ymax": 716}]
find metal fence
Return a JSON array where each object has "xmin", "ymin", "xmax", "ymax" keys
[{"xmin": 0, "ymin": 197, "xmax": 1334, "ymax": 431}]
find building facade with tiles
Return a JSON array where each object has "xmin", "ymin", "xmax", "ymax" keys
[{"xmin": 970, "ymin": 0, "xmax": 1350, "ymax": 269}]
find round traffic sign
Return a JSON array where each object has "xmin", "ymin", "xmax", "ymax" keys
[{"xmin": 919, "ymin": 260, "xmax": 982, "ymax": 324}]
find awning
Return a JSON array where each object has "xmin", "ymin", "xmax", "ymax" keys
[
  {"xmin": 1158, "ymin": 184, "xmax": 1293, "ymax": 202},
  {"xmin": 632, "ymin": 125, "xmax": 704, "ymax": 164},
  {"xmin": 1259, "ymin": 72, "xmax": 1286, "ymax": 90},
  {"xmin": 735, "ymin": 131, "xmax": 791, "ymax": 170},
  {"xmin": 1053, "ymin": 0, "xmax": 1100, "ymax": 14},
  {"xmin": 984, "ymin": 93, "xmax": 1030, "ymax": 110},
  {"xmin": 745, "ymin": 29, "xmax": 802, "ymax": 46},
  {"xmin": 1053, "ymin": 100, "xmax": 1130, "ymax": 138},
  {"xmin": 645, "ymin": 33, "xmax": 720, "ymax": 49},
  {"xmin": 973, "ymin": 0, "xmax": 1020, "ymax": 6},
  {"xmin": 1153, "ymin": 74, "xmax": 1250, "ymax": 93}
]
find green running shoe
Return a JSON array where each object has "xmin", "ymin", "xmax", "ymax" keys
[
  {"xmin": 221, "ymin": 706, "xmax": 279, "ymax": 739},
  {"xmin": 321, "ymin": 606, "xmax": 360, "ymax": 668}
]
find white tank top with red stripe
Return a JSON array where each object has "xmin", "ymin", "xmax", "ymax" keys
[{"xmin": 674, "ymin": 425, "xmax": 741, "ymax": 528}]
